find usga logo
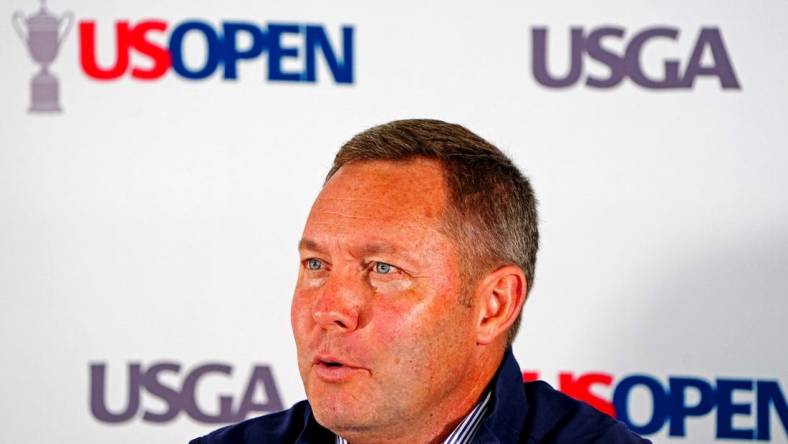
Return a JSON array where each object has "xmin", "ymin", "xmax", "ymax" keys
[
  {"xmin": 90, "ymin": 362, "xmax": 283, "ymax": 423},
  {"xmin": 531, "ymin": 26, "xmax": 740, "ymax": 89},
  {"xmin": 524, "ymin": 370, "xmax": 787, "ymax": 440}
]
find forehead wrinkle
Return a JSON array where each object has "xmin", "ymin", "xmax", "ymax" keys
[
  {"xmin": 307, "ymin": 218, "xmax": 441, "ymax": 233},
  {"xmin": 318, "ymin": 197, "xmax": 403, "ymax": 205},
  {"xmin": 312, "ymin": 197, "xmax": 444, "ymax": 223},
  {"xmin": 312, "ymin": 198, "xmax": 410, "ymax": 217},
  {"xmin": 311, "ymin": 211, "xmax": 378, "ymax": 220}
]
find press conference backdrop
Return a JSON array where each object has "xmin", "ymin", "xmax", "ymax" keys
[{"xmin": 1, "ymin": 0, "xmax": 786, "ymax": 442}]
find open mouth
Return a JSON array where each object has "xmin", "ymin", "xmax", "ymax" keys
[
  {"xmin": 312, "ymin": 356, "xmax": 366, "ymax": 381},
  {"xmin": 320, "ymin": 360, "xmax": 343, "ymax": 368}
]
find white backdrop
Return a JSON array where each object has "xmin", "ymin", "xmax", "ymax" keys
[{"xmin": 1, "ymin": 1, "xmax": 786, "ymax": 443}]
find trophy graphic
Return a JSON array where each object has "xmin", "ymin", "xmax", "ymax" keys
[{"xmin": 12, "ymin": 0, "xmax": 73, "ymax": 112}]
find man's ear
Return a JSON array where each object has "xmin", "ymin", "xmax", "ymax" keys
[{"xmin": 474, "ymin": 265, "xmax": 527, "ymax": 345}]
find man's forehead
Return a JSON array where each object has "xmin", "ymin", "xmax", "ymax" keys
[
  {"xmin": 298, "ymin": 159, "xmax": 452, "ymax": 258},
  {"xmin": 312, "ymin": 159, "xmax": 448, "ymax": 221}
]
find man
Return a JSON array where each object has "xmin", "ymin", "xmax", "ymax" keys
[{"xmin": 191, "ymin": 119, "xmax": 649, "ymax": 443}]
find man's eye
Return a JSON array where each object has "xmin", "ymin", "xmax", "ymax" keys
[
  {"xmin": 306, "ymin": 259, "xmax": 323, "ymax": 270},
  {"xmin": 373, "ymin": 262, "xmax": 393, "ymax": 274}
]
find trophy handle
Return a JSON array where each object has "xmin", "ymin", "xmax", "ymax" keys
[
  {"xmin": 58, "ymin": 11, "xmax": 74, "ymax": 45},
  {"xmin": 12, "ymin": 12, "xmax": 28, "ymax": 43}
]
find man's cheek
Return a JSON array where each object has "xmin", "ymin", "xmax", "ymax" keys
[
  {"xmin": 371, "ymin": 312, "xmax": 435, "ymax": 363},
  {"xmin": 371, "ymin": 303, "xmax": 416, "ymax": 336},
  {"xmin": 291, "ymin": 301, "xmax": 316, "ymax": 354}
]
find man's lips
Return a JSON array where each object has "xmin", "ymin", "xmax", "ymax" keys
[{"xmin": 312, "ymin": 355, "xmax": 369, "ymax": 382}]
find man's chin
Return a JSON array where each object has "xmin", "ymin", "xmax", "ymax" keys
[
  {"xmin": 305, "ymin": 372, "xmax": 389, "ymax": 434},
  {"xmin": 310, "ymin": 400, "xmax": 374, "ymax": 435}
]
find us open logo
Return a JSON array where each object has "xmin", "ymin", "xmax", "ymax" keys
[
  {"xmin": 524, "ymin": 369, "xmax": 787, "ymax": 440},
  {"xmin": 12, "ymin": 1, "xmax": 355, "ymax": 113},
  {"xmin": 12, "ymin": 0, "xmax": 73, "ymax": 112}
]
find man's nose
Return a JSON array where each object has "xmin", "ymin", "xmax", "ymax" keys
[{"xmin": 311, "ymin": 272, "xmax": 362, "ymax": 332}]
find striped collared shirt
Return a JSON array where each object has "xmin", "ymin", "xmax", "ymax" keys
[{"xmin": 335, "ymin": 391, "xmax": 491, "ymax": 444}]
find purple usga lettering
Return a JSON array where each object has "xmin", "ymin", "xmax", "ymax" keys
[
  {"xmin": 90, "ymin": 362, "xmax": 284, "ymax": 423},
  {"xmin": 531, "ymin": 26, "xmax": 741, "ymax": 89}
]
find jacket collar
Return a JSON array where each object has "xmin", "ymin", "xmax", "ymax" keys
[{"xmin": 473, "ymin": 348, "xmax": 529, "ymax": 444}]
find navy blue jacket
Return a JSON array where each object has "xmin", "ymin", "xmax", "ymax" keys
[{"xmin": 191, "ymin": 349, "xmax": 650, "ymax": 443}]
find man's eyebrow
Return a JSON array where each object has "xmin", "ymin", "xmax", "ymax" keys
[
  {"xmin": 356, "ymin": 243, "xmax": 398, "ymax": 256},
  {"xmin": 358, "ymin": 243, "xmax": 422, "ymax": 271},
  {"xmin": 298, "ymin": 239, "xmax": 414, "ymax": 261},
  {"xmin": 298, "ymin": 239, "xmax": 328, "ymax": 254}
]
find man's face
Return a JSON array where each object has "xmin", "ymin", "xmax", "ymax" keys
[{"xmin": 291, "ymin": 159, "xmax": 480, "ymax": 437}]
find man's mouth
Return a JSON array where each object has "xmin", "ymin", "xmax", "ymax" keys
[
  {"xmin": 313, "ymin": 356, "xmax": 352, "ymax": 368},
  {"xmin": 312, "ymin": 356, "xmax": 368, "ymax": 382},
  {"xmin": 320, "ymin": 360, "xmax": 343, "ymax": 368}
]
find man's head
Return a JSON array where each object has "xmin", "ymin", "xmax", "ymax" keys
[
  {"xmin": 327, "ymin": 119, "xmax": 538, "ymax": 340},
  {"xmin": 291, "ymin": 119, "xmax": 538, "ymax": 442}
]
